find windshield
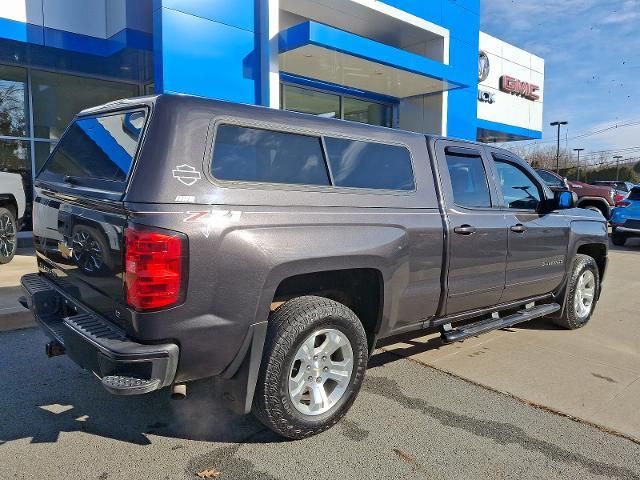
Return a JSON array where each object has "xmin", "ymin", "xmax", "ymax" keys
[
  {"xmin": 536, "ymin": 169, "xmax": 564, "ymax": 186},
  {"xmin": 38, "ymin": 109, "xmax": 147, "ymax": 193}
]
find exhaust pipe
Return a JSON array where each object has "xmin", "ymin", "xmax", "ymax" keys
[
  {"xmin": 170, "ymin": 383, "xmax": 187, "ymax": 400},
  {"xmin": 46, "ymin": 341, "xmax": 65, "ymax": 357}
]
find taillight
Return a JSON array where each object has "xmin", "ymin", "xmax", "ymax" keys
[
  {"xmin": 615, "ymin": 201, "xmax": 631, "ymax": 208},
  {"xmin": 124, "ymin": 225, "xmax": 187, "ymax": 311}
]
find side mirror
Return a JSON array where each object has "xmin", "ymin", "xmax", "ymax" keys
[{"xmin": 555, "ymin": 190, "xmax": 576, "ymax": 209}]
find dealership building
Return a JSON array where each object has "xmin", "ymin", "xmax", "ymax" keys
[{"xmin": 0, "ymin": 0, "xmax": 544, "ymax": 222}]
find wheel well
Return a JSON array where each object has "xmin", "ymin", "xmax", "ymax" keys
[
  {"xmin": 0, "ymin": 195, "xmax": 18, "ymax": 219},
  {"xmin": 576, "ymin": 199, "xmax": 608, "ymax": 215},
  {"xmin": 577, "ymin": 244, "xmax": 607, "ymax": 280},
  {"xmin": 273, "ymin": 269, "xmax": 383, "ymax": 351}
]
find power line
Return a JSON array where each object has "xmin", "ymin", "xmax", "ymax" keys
[{"xmin": 519, "ymin": 120, "xmax": 640, "ymax": 147}]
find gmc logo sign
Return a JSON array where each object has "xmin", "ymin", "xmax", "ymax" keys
[{"xmin": 500, "ymin": 75, "xmax": 540, "ymax": 101}]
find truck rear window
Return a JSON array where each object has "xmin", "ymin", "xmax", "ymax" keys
[{"xmin": 38, "ymin": 110, "xmax": 147, "ymax": 192}]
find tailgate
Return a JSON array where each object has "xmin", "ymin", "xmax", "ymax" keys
[{"xmin": 32, "ymin": 108, "xmax": 148, "ymax": 329}]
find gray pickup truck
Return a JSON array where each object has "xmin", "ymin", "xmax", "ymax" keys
[{"xmin": 21, "ymin": 95, "xmax": 608, "ymax": 439}]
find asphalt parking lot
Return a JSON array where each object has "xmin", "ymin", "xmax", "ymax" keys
[
  {"xmin": 1, "ymin": 328, "xmax": 639, "ymax": 480},
  {"xmin": 1, "ymin": 241, "xmax": 639, "ymax": 479}
]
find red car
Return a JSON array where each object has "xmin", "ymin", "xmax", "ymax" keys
[{"xmin": 535, "ymin": 169, "xmax": 615, "ymax": 219}]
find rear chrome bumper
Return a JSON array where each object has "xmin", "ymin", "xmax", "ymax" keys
[{"xmin": 20, "ymin": 273, "xmax": 178, "ymax": 395}]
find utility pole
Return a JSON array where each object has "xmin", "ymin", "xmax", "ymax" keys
[
  {"xmin": 573, "ymin": 148, "xmax": 584, "ymax": 181},
  {"xmin": 550, "ymin": 121, "xmax": 568, "ymax": 173},
  {"xmin": 614, "ymin": 155, "xmax": 623, "ymax": 181}
]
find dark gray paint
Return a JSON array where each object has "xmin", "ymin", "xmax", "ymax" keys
[{"xmin": 29, "ymin": 94, "xmax": 609, "ymax": 408}]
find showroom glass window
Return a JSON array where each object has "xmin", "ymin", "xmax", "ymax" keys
[
  {"xmin": 0, "ymin": 64, "xmax": 141, "ymax": 229},
  {"xmin": 0, "ymin": 65, "xmax": 31, "ymax": 218},
  {"xmin": 31, "ymin": 70, "xmax": 138, "ymax": 172},
  {"xmin": 281, "ymin": 84, "xmax": 393, "ymax": 128}
]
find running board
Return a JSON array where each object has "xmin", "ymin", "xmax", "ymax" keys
[{"xmin": 440, "ymin": 303, "xmax": 561, "ymax": 343}]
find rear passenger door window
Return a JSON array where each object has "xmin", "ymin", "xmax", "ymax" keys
[
  {"xmin": 324, "ymin": 137, "xmax": 415, "ymax": 191},
  {"xmin": 211, "ymin": 124, "xmax": 330, "ymax": 186},
  {"xmin": 444, "ymin": 149, "xmax": 492, "ymax": 208}
]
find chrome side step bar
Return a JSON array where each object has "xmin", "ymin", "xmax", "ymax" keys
[{"xmin": 440, "ymin": 303, "xmax": 561, "ymax": 343}]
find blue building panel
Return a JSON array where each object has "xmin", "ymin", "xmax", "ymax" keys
[
  {"xmin": 157, "ymin": 0, "xmax": 256, "ymax": 32},
  {"xmin": 279, "ymin": 21, "xmax": 470, "ymax": 90},
  {"xmin": 0, "ymin": 0, "xmax": 537, "ymax": 145},
  {"xmin": 153, "ymin": 6, "xmax": 259, "ymax": 104},
  {"xmin": 442, "ymin": 1, "xmax": 481, "ymax": 44},
  {"xmin": 477, "ymin": 119, "xmax": 542, "ymax": 141},
  {"xmin": 448, "ymin": 87, "xmax": 478, "ymax": 140},
  {"xmin": 448, "ymin": 0, "xmax": 481, "ymax": 15},
  {"xmin": 0, "ymin": 17, "xmax": 44, "ymax": 45}
]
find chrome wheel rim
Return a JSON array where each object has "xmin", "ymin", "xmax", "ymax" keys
[
  {"xmin": 0, "ymin": 213, "xmax": 16, "ymax": 259},
  {"xmin": 574, "ymin": 270, "xmax": 595, "ymax": 319},
  {"xmin": 288, "ymin": 328, "xmax": 354, "ymax": 416},
  {"xmin": 72, "ymin": 230, "xmax": 104, "ymax": 272}
]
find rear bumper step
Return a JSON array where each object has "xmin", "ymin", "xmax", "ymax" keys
[
  {"xmin": 441, "ymin": 303, "xmax": 561, "ymax": 343},
  {"xmin": 20, "ymin": 273, "xmax": 179, "ymax": 395}
]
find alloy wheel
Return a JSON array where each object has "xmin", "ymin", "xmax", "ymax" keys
[
  {"xmin": 574, "ymin": 270, "xmax": 595, "ymax": 319},
  {"xmin": 288, "ymin": 328, "xmax": 354, "ymax": 416},
  {"xmin": 0, "ymin": 213, "xmax": 17, "ymax": 260}
]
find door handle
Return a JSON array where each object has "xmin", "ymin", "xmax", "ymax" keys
[
  {"xmin": 510, "ymin": 224, "xmax": 527, "ymax": 233},
  {"xmin": 454, "ymin": 225, "xmax": 477, "ymax": 235}
]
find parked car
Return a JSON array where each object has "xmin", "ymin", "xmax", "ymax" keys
[
  {"xmin": 0, "ymin": 171, "xmax": 26, "ymax": 263},
  {"xmin": 591, "ymin": 180, "xmax": 636, "ymax": 194},
  {"xmin": 21, "ymin": 95, "xmax": 608, "ymax": 439},
  {"xmin": 610, "ymin": 186, "xmax": 640, "ymax": 246},
  {"xmin": 535, "ymin": 168, "xmax": 615, "ymax": 218}
]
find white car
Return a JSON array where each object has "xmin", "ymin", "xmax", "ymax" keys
[{"xmin": 0, "ymin": 171, "xmax": 26, "ymax": 263}]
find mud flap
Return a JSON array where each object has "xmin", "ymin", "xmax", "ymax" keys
[{"xmin": 214, "ymin": 321, "xmax": 268, "ymax": 415}]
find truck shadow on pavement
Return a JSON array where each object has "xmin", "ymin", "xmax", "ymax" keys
[
  {"xmin": 0, "ymin": 329, "xmax": 281, "ymax": 447},
  {"xmin": 609, "ymin": 237, "xmax": 640, "ymax": 254}
]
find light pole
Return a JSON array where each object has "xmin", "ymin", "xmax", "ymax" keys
[
  {"xmin": 573, "ymin": 148, "xmax": 584, "ymax": 181},
  {"xmin": 550, "ymin": 121, "xmax": 568, "ymax": 173},
  {"xmin": 614, "ymin": 155, "xmax": 623, "ymax": 181}
]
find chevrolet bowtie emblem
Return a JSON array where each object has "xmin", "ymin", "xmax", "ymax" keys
[{"xmin": 58, "ymin": 241, "xmax": 73, "ymax": 259}]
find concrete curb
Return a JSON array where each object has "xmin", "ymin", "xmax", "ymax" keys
[{"xmin": 0, "ymin": 309, "xmax": 37, "ymax": 333}]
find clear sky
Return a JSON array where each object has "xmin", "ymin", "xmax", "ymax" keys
[{"xmin": 480, "ymin": 0, "xmax": 640, "ymax": 164}]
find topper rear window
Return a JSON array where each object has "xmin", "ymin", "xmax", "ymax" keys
[{"xmin": 38, "ymin": 109, "xmax": 147, "ymax": 193}]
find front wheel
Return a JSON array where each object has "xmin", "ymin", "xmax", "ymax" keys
[
  {"xmin": 552, "ymin": 254, "xmax": 600, "ymax": 330},
  {"xmin": 252, "ymin": 296, "xmax": 368, "ymax": 439},
  {"xmin": 0, "ymin": 207, "xmax": 18, "ymax": 264}
]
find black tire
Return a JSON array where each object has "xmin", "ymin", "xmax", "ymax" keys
[
  {"xmin": 611, "ymin": 230, "xmax": 627, "ymax": 246},
  {"xmin": 0, "ymin": 206, "xmax": 18, "ymax": 264},
  {"xmin": 252, "ymin": 296, "xmax": 368, "ymax": 439},
  {"xmin": 552, "ymin": 254, "xmax": 600, "ymax": 330}
]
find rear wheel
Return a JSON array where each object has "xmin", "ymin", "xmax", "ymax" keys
[
  {"xmin": 0, "ymin": 207, "xmax": 17, "ymax": 264},
  {"xmin": 552, "ymin": 254, "xmax": 599, "ymax": 330},
  {"xmin": 611, "ymin": 229, "xmax": 627, "ymax": 246},
  {"xmin": 253, "ymin": 296, "xmax": 368, "ymax": 439}
]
